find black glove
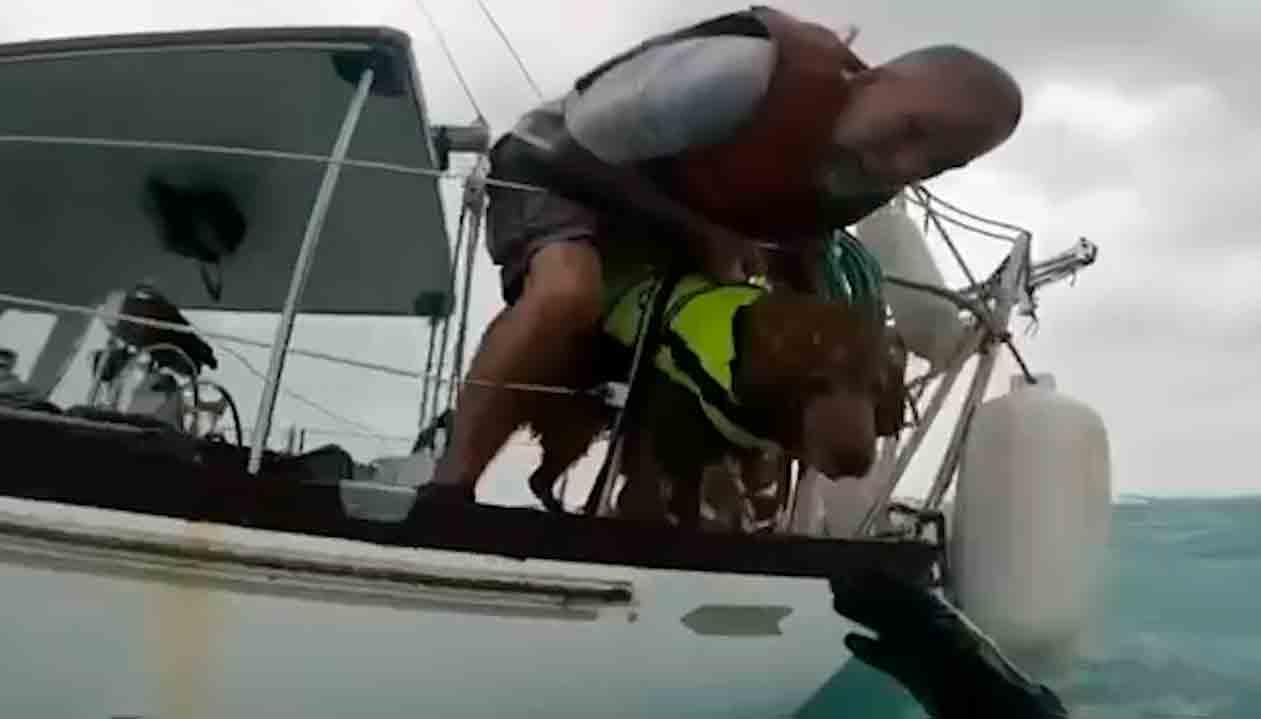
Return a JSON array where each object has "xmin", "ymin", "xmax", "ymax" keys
[{"xmin": 831, "ymin": 570, "xmax": 1069, "ymax": 719}]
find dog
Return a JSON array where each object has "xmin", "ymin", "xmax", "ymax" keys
[{"xmin": 522, "ymin": 273, "xmax": 907, "ymax": 530}]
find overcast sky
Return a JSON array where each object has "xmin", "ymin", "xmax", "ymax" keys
[{"xmin": 2, "ymin": 0, "xmax": 1258, "ymax": 501}]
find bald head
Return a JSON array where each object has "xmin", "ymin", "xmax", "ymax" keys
[{"xmin": 884, "ymin": 44, "xmax": 1023, "ymax": 141}]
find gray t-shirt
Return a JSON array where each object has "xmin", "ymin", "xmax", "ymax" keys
[{"xmin": 510, "ymin": 35, "xmax": 776, "ymax": 165}]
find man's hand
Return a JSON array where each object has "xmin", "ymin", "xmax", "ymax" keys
[{"xmin": 695, "ymin": 222, "xmax": 769, "ymax": 284}]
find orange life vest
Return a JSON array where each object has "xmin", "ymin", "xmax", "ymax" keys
[
  {"xmin": 571, "ymin": 6, "xmax": 888, "ymax": 239},
  {"xmin": 664, "ymin": 7, "xmax": 864, "ymax": 238}
]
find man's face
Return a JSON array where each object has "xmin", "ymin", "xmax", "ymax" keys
[{"xmin": 820, "ymin": 69, "xmax": 1015, "ymax": 199}]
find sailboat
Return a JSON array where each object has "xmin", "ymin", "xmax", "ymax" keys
[{"xmin": 0, "ymin": 23, "xmax": 1109, "ymax": 719}]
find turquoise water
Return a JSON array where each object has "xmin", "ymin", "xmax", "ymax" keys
[
  {"xmin": 803, "ymin": 496, "xmax": 1261, "ymax": 718},
  {"xmin": 1053, "ymin": 496, "xmax": 1261, "ymax": 718}
]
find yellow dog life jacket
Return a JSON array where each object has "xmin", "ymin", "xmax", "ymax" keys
[{"xmin": 602, "ymin": 273, "xmax": 780, "ymax": 454}]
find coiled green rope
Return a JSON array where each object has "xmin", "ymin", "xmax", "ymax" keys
[{"xmin": 822, "ymin": 229, "xmax": 885, "ymax": 318}]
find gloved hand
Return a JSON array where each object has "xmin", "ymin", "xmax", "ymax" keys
[{"xmin": 831, "ymin": 569, "xmax": 1069, "ymax": 719}]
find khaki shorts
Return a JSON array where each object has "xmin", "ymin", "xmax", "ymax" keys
[{"xmin": 485, "ymin": 135, "xmax": 600, "ymax": 305}]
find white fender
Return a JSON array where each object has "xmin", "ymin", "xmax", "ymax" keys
[
  {"xmin": 950, "ymin": 373, "xmax": 1112, "ymax": 664},
  {"xmin": 855, "ymin": 194, "xmax": 966, "ymax": 369}
]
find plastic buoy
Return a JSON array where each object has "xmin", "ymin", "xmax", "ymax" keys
[
  {"xmin": 854, "ymin": 194, "xmax": 966, "ymax": 369},
  {"xmin": 950, "ymin": 373, "xmax": 1112, "ymax": 664}
]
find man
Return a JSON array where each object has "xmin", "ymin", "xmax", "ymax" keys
[{"xmin": 422, "ymin": 5, "xmax": 1023, "ymax": 502}]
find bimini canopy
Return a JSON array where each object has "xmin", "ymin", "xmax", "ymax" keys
[{"xmin": 0, "ymin": 27, "xmax": 456, "ymax": 317}]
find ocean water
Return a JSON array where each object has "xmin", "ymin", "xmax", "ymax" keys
[
  {"xmin": 1049, "ymin": 495, "xmax": 1261, "ymax": 719},
  {"xmin": 802, "ymin": 495, "xmax": 1261, "ymax": 718}
]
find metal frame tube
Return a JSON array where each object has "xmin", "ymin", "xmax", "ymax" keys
[
  {"xmin": 866, "ymin": 436, "xmax": 902, "ymax": 532},
  {"xmin": 429, "ymin": 172, "xmax": 477, "ymax": 419},
  {"xmin": 591, "ymin": 440, "xmax": 625, "ymax": 517},
  {"xmin": 586, "ymin": 275, "xmax": 676, "ymax": 517},
  {"xmin": 854, "ymin": 327, "xmax": 982, "ymax": 536},
  {"xmin": 447, "ymin": 157, "xmax": 488, "ymax": 409},
  {"xmin": 418, "ymin": 316, "xmax": 440, "ymax": 427},
  {"xmin": 852, "ymin": 231, "xmax": 1032, "ymax": 530},
  {"xmin": 921, "ymin": 232, "xmax": 1031, "ymax": 508},
  {"xmin": 777, "ymin": 459, "xmax": 803, "ymax": 534},
  {"xmin": 924, "ymin": 344, "xmax": 997, "ymax": 509},
  {"xmin": 247, "ymin": 68, "xmax": 375, "ymax": 474},
  {"xmin": 83, "ymin": 291, "xmax": 126, "ymax": 407},
  {"xmin": 430, "ymin": 299, "xmax": 456, "ymax": 416}
]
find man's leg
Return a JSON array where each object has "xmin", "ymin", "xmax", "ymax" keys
[{"xmin": 429, "ymin": 241, "xmax": 604, "ymax": 495}]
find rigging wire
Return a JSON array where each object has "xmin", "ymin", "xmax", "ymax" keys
[
  {"xmin": 213, "ymin": 341, "xmax": 385, "ymax": 436},
  {"xmin": 1004, "ymin": 339, "xmax": 1037, "ymax": 385},
  {"xmin": 911, "ymin": 184, "xmax": 983, "ymax": 291},
  {"xmin": 914, "ymin": 183, "xmax": 1030, "ymax": 235},
  {"xmin": 242, "ymin": 423, "xmax": 550, "ymax": 453},
  {"xmin": 0, "ymin": 133, "xmax": 1036, "ymax": 246},
  {"xmin": 904, "ymin": 192, "xmax": 1019, "ymax": 243},
  {"xmin": 412, "ymin": 0, "xmax": 485, "ymax": 120},
  {"xmin": 0, "ymin": 124, "xmax": 1049, "ymax": 417},
  {"xmin": 904, "ymin": 185, "xmax": 1041, "ymax": 386},
  {"xmin": 472, "ymin": 0, "xmax": 545, "ymax": 100},
  {"xmin": 0, "ymin": 291, "xmax": 590, "ymax": 398},
  {"xmin": 0, "ymin": 291, "xmax": 416, "ymax": 436}
]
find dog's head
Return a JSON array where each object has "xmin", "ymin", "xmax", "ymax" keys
[{"xmin": 735, "ymin": 291, "xmax": 899, "ymax": 479}]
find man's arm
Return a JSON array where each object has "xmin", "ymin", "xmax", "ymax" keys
[
  {"xmin": 565, "ymin": 36, "xmax": 774, "ymax": 164},
  {"xmin": 511, "ymin": 126, "xmax": 757, "ymax": 280},
  {"xmin": 507, "ymin": 36, "xmax": 776, "ymax": 279}
]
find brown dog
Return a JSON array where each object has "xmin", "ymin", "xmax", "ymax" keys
[{"xmin": 524, "ymin": 282, "xmax": 904, "ymax": 529}]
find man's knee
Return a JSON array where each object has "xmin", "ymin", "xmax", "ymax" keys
[{"xmin": 520, "ymin": 242, "xmax": 603, "ymax": 330}]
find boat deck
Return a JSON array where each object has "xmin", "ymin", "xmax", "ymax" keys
[{"xmin": 0, "ymin": 406, "xmax": 939, "ymax": 581}]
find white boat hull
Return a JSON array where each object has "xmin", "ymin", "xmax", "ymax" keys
[{"xmin": 0, "ymin": 499, "xmax": 878, "ymax": 719}]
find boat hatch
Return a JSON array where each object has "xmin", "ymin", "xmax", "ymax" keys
[{"xmin": 0, "ymin": 27, "xmax": 454, "ymax": 317}]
